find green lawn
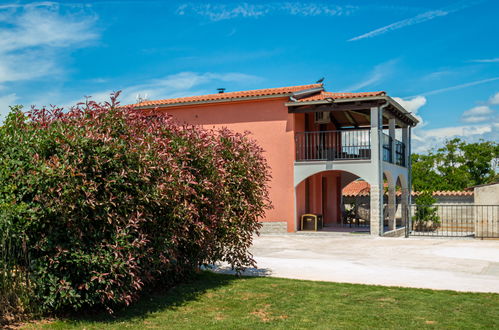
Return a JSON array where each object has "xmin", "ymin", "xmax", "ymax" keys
[{"xmin": 29, "ymin": 272, "xmax": 499, "ymax": 329}]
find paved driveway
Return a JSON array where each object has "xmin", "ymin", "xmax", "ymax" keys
[{"xmin": 214, "ymin": 233, "xmax": 499, "ymax": 293}]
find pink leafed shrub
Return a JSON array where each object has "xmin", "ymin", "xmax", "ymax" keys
[{"xmin": 0, "ymin": 92, "xmax": 271, "ymax": 313}]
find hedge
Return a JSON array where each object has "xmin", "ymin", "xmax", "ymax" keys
[{"xmin": 0, "ymin": 92, "xmax": 271, "ymax": 318}]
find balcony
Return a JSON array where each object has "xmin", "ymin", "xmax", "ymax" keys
[
  {"xmin": 295, "ymin": 130, "xmax": 406, "ymax": 166},
  {"xmin": 382, "ymin": 133, "xmax": 393, "ymax": 163},
  {"xmin": 295, "ymin": 129, "xmax": 371, "ymax": 162},
  {"xmin": 382, "ymin": 133, "xmax": 406, "ymax": 166}
]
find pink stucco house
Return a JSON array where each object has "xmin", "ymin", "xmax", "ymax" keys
[{"xmin": 133, "ymin": 83, "xmax": 418, "ymax": 236}]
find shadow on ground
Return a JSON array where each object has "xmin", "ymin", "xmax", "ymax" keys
[
  {"xmin": 54, "ymin": 271, "xmax": 243, "ymax": 326},
  {"xmin": 207, "ymin": 264, "xmax": 272, "ymax": 277}
]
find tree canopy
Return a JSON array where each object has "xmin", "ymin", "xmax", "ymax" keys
[{"xmin": 411, "ymin": 138, "xmax": 499, "ymax": 191}]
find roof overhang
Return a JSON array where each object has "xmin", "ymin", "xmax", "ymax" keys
[
  {"xmin": 286, "ymin": 95, "xmax": 419, "ymax": 126},
  {"xmin": 133, "ymin": 93, "xmax": 293, "ymax": 110}
]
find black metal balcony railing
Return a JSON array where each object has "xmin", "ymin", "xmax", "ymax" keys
[
  {"xmin": 395, "ymin": 140, "xmax": 406, "ymax": 166},
  {"xmin": 382, "ymin": 133, "xmax": 393, "ymax": 163},
  {"xmin": 382, "ymin": 133, "xmax": 406, "ymax": 166},
  {"xmin": 295, "ymin": 130, "xmax": 371, "ymax": 161}
]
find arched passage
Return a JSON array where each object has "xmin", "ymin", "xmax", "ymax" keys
[
  {"xmin": 295, "ymin": 169, "xmax": 370, "ymax": 231},
  {"xmin": 294, "ymin": 162, "xmax": 378, "ymax": 188},
  {"xmin": 384, "ymin": 171, "xmax": 395, "ymax": 230},
  {"xmin": 396, "ymin": 174, "xmax": 409, "ymax": 228}
]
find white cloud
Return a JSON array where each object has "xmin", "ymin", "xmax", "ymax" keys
[
  {"xmin": 66, "ymin": 71, "xmax": 263, "ymax": 106},
  {"xmin": 392, "ymin": 96, "xmax": 427, "ymax": 115},
  {"xmin": 343, "ymin": 73, "xmax": 382, "ymax": 92},
  {"xmin": 469, "ymin": 58, "xmax": 499, "ymax": 63},
  {"xmin": 0, "ymin": 3, "xmax": 98, "ymax": 84},
  {"xmin": 394, "ymin": 96, "xmax": 427, "ymax": 135},
  {"xmin": 461, "ymin": 116, "xmax": 490, "ymax": 123},
  {"xmin": 0, "ymin": 2, "xmax": 59, "ymax": 10},
  {"xmin": 489, "ymin": 92, "xmax": 499, "ymax": 105},
  {"xmin": 341, "ymin": 60, "xmax": 397, "ymax": 92},
  {"xmin": 341, "ymin": 60, "xmax": 397, "ymax": 93},
  {"xmin": 399, "ymin": 93, "xmax": 498, "ymax": 153},
  {"xmin": 348, "ymin": 0, "xmax": 481, "ymax": 41},
  {"xmin": 462, "ymin": 105, "xmax": 493, "ymax": 116},
  {"xmin": 0, "ymin": 93, "xmax": 19, "ymax": 121},
  {"xmin": 349, "ymin": 10, "xmax": 447, "ymax": 41},
  {"xmin": 421, "ymin": 70, "xmax": 453, "ymax": 81},
  {"xmin": 421, "ymin": 124, "xmax": 493, "ymax": 139},
  {"xmin": 176, "ymin": 2, "xmax": 357, "ymax": 21},
  {"xmin": 0, "ymin": 51, "xmax": 59, "ymax": 84},
  {"xmin": 407, "ymin": 77, "xmax": 499, "ymax": 98},
  {"xmin": 412, "ymin": 123, "xmax": 498, "ymax": 153},
  {"xmin": 0, "ymin": 2, "xmax": 99, "ymax": 122},
  {"xmin": 392, "ymin": 96, "xmax": 427, "ymax": 142},
  {"xmin": 0, "ymin": 6, "xmax": 97, "ymax": 53},
  {"xmin": 461, "ymin": 106, "xmax": 495, "ymax": 123}
]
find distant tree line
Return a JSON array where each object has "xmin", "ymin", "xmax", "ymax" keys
[{"xmin": 411, "ymin": 138, "xmax": 499, "ymax": 191}]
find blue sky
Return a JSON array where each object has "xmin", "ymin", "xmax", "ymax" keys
[{"xmin": 0, "ymin": 0, "xmax": 498, "ymax": 152}]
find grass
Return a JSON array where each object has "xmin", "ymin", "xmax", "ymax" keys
[{"xmin": 25, "ymin": 271, "xmax": 499, "ymax": 329}]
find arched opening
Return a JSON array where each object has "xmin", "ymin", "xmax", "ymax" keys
[
  {"xmin": 295, "ymin": 170, "xmax": 370, "ymax": 233},
  {"xmin": 383, "ymin": 171, "xmax": 409, "ymax": 232},
  {"xmin": 382, "ymin": 172, "xmax": 392, "ymax": 230},
  {"xmin": 396, "ymin": 174, "xmax": 409, "ymax": 228}
]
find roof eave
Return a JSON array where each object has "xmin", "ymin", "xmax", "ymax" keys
[
  {"xmin": 134, "ymin": 93, "xmax": 293, "ymax": 109},
  {"xmin": 385, "ymin": 96, "xmax": 419, "ymax": 126},
  {"xmin": 286, "ymin": 95, "xmax": 419, "ymax": 126}
]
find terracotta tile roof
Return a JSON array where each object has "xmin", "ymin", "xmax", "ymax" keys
[
  {"xmin": 342, "ymin": 180, "xmax": 370, "ymax": 196},
  {"xmin": 430, "ymin": 191, "xmax": 474, "ymax": 197},
  {"xmin": 342, "ymin": 180, "xmax": 474, "ymax": 197},
  {"xmin": 297, "ymin": 91, "xmax": 386, "ymax": 102},
  {"xmin": 132, "ymin": 84, "xmax": 322, "ymax": 108}
]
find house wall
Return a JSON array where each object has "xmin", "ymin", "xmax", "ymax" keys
[
  {"xmin": 474, "ymin": 183, "xmax": 499, "ymax": 205},
  {"xmin": 151, "ymin": 98, "xmax": 296, "ymax": 232},
  {"xmin": 295, "ymin": 179, "xmax": 307, "ymax": 229},
  {"xmin": 474, "ymin": 183, "xmax": 499, "ymax": 237}
]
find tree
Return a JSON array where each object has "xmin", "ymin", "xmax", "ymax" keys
[
  {"xmin": 411, "ymin": 152, "xmax": 441, "ymax": 191},
  {"xmin": 411, "ymin": 138, "xmax": 499, "ymax": 191},
  {"xmin": 460, "ymin": 140, "xmax": 499, "ymax": 185},
  {"xmin": 412, "ymin": 190, "xmax": 440, "ymax": 231}
]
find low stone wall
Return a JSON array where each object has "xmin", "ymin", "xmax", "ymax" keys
[
  {"xmin": 383, "ymin": 227, "xmax": 405, "ymax": 237},
  {"xmin": 259, "ymin": 221, "xmax": 288, "ymax": 234}
]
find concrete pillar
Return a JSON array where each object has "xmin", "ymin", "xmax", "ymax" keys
[
  {"xmin": 370, "ymin": 106, "xmax": 383, "ymax": 236},
  {"xmin": 388, "ymin": 180, "xmax": 396, "ymax": 231},
  {"xmin": 389, "ymin": 118, "xmax": 396, "ymax": 164},
  {"xmin": 401, "ymin": 186, "xmax": 409, "ymax": 228}
]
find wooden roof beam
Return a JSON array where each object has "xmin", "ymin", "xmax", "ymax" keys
[
  {"xmin": 329, "ymin": 112, "xmax": 342, "ymax": 129},
  {"xmin": 344, "ymin": 111, "xmax": 359, "ymax": 128},
  {"xmin": 350, "ymin": 110, "xmax": 370, "ymax": 120}
]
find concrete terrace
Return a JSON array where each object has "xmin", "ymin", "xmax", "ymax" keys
[{"xmin": 212, "ymin": 234, "xmax": 499, "ymax": 293}]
